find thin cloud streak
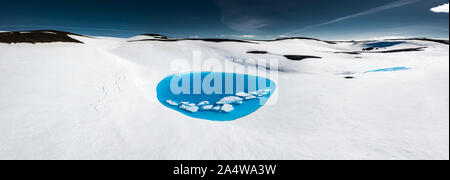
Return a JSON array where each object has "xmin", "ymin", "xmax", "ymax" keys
[
  {"xmin": 285, "ymin": 0, "xmax": 422, "ymax": 36},
  {"xmin": 220, "ymin": 16, "xmax": 272, "ymax": 33},
  {"xmin": 214, "ymin": 0, "xmax": 286, "ymax": 33}
]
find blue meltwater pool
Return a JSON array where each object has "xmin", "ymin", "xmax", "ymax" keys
[
  {"xmin": 363, "ymin": 41, "xmax": 405, "ymax": 48},
  {"xmin": 365, "ymin": 67, "xmax": 411, "ymax": 73},
  {"xmin": 156, "ymin": 72, "xmax": 276, "ymax": 121}
]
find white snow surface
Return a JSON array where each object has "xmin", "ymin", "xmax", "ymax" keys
[{"xmin": 0, "ymin": 35, "xmax": 449, "ymax": 160}]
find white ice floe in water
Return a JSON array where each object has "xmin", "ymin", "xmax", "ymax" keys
[
  {"xmin": 197, "ymin": 101, "xmax": 210, "ymax": 106},
  {"xmin": 213, "ymin": 106, "xmax": 221, "ymax": 111},
  {"xmin": 165, "ymin": 89, "xmax": 272, "ymax": 114},
  {"xmin": 236, "ymin": 92, "xmax": 252, "ymax": 98},
  {"xmin": 166, "ymin": 100, "xmax": 179, "ymax": 106},
  {"xmin": 245, "ymin": 95, "xmax": 257, "ymax": 100},
  {"xmin": 249, "ymin": 89, "xmax": 271, "ymax": 97},
  {"xmin": 201, "ymin": 105, "xmax": 214, "ymax": 110},
  {"xmin": 221, "ymin": 104, "xmax": 234, "ymax": 113},
  {"xmin": 236, "ymin": 91, "xmax": 264, "ymax": 100},
  {"xmin": 0, "ymin": 33, "xmax": 448, "ymax": 160},
  {"xmin": 216, "ymin": 96, "xmax": 244, "ymax": 105},
  {"xmin": 179, "ymin": 103, "xmax": 200, "ymax": 113}
]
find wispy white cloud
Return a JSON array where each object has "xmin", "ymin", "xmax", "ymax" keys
[
  {"xmin": 214, "ymin": 0, "xmax": 284, "ymax": 33},
  {"xmin": 285, "ymin": 0, "xmax": 422, "ymax": 36},
  {"xmin": 239, "ymin": 35, "xmax": 257, "ymax": 38},
  {"xmin": 221, "ymin": 16, "xmax": 272, "ymax": 32},
  {"xmin": 431, "ymin": 3, "xmax": 449, "ymax": 13}
]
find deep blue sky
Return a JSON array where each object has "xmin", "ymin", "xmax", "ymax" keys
[{"xmin": 0, "ymin": 0, "xmax": 448, "ymax": 40}]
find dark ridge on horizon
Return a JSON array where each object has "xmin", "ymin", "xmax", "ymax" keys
[
  {"xmin": 129, "ymin": 38, "xmax": 258, "ymax": 44},
  {"xmin": 0, "ymin": 30, "xmax": 84, "ymax": 44},
  {"xmin": 134, "ymin": 33, "xmax": 338, "ymax": 44},
  {"xmin": 142, "ymin": 34, "xmax": 168, "ymax": 39},
  {"xmin": 334, "ymin": 38, "xmax": 449, "ymax": 45},
  {"xmin": 246, "ymin": 37, "xmax": 338, "ymax": 44},
  {"xmin": 269, "ymin": 37, "xmax": 338, "ymax": 44},
  {"xmin": 335, "ymin": 47, "xmax": 427, "ymax": 54},
  {"xmin": 1, "ymin": 30, "xmax": 448, "ymax": 46},
  {"xmin": 133, "ymin": 35, "xmax": 449, "ymax": 45},
  {"xmin": 387, "ymin": 38, "xmax": 449, "ymax": 45}
]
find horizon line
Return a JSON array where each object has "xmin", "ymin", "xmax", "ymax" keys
[{"xmin": 1, "ymin": 28, "xmax": 449, "ymax": 41}]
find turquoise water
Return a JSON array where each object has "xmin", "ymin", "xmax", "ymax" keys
[
  {"xmin": 156, "ymin": 72, "xmax": 276, "ymax": 121},
  {"xmin": 364, "ymin": 41, "xmax": 405, "ymax": 48},
  {"xmin": 365, "ymin": 67, "xmax": 411, "ymax": 73}
]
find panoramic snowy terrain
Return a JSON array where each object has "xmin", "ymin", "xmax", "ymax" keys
[{"xmin": 0, "ymin": 31, "xmax": 448, "ymax": 160}]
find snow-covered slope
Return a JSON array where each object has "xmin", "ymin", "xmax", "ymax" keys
[{"xmin": 0, "ymin": 33, "xmax": 448, "ymax": 160}]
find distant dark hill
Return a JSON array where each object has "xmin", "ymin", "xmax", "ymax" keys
[
  {"xmin": 0, "ymin": 30, "xmax": 84, "ymax": 44},
  {"xmin": 337, "ymin": 38, "xmax": 449, "ymax": 46},
  {"xmin": 336, "ymin": 47, "xmax": 427, "ymax": 54},
  {"xmin": 389, "ymin": 38, "xmax": 449, "ymax": 45},
  {"xmin": 142, "ymin": 34, "xmax": 168, "ymax": 39},
  {"xmin": 263, "ymin": 37, "xmax": 338, "ymax": 44},
  {"xmin": 188, "ymin": 38, "xmax": 257, "ymax": 43},
  {"xmin": 129, "ymin": 37, "xmax": 258, "ymax": 44}
]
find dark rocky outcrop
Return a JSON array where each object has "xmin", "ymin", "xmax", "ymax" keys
[
  {"xmin": 142, "ymin": 34, "xmax": 168, "ymax": 39},
  {"xmin": 374, "ymin": 47, "xmax": 426, "ymax": 53},
  {"xmin": 335, "ymin": 51, "xmax": 362, "ymax": 55},
  {"xmin": 362, "ymin": 47, "xmax": 376, "ymax": 51},
  {"xmin": 284, "ymin": 55, "xmax": 322, "ymax": 61},
  {"xmin": 336, "ymin": 47, "xmax": 426, "ymax": 54},
  {"xmin": 0, "ymin": 30, "xmax": 84, "ymax": 44},
  {"xmin": 247, "ymin": 50, "xmax": 268, "ymax": 54}
]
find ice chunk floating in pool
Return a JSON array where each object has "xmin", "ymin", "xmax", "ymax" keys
[{"xmin": 157, "ymin": 72, "xmax": 276, "ymax": 121}]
